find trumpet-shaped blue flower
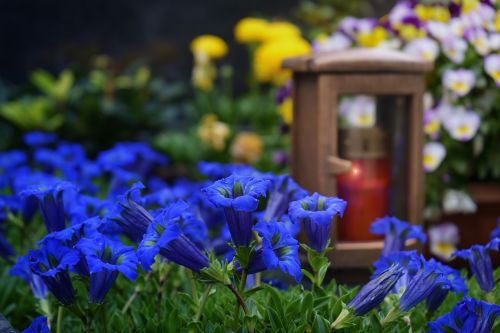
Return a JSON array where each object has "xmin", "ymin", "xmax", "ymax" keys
[
  {"xmin": 289, "ymin": 193, "xmax": 346, "ymax": 252},
  {"xmin": 263, "ymin": 175, "xmax": 308, "ymax": 221},
  {"xmin": 429, "ymin": 298, "xmax": 500, "ymax": 333},
  {"xmin": 372, "ymin": 250, "xmax": 421, "ymax": 293},
  {"xmin": 0, "ymin": 234, "xmax": 15, "ymax": 259},
  {"xmin": 138, "ymin": 201, "xmax": 209, "ymax": 272},
  {"xmin": 425, "ymin": 259, "xmax": 467, "ymax": 312},
  {"xmin": 370, "ymin": 216, "xmax": 426, "ymax": 256},
  {"xmin": 348, "ymin": 264, "xmax": 404, "ymax": 315},
  {"xmin": 109, "ymin": 182, "xmax": 153, "ymax": 242},
  {"xmin": 10, "ymin": 255, "xmax": 48, "ymax": 300},
  {"xmin": 29, "ymin": 239, "xmax": 79, "ymax": 305},
  {"xmin": 399, "ymin": 257, "xmax": 456, "ymax": 312},
  {"xmin": 202, "ymin": 175, "xmax": 271, "ymax": 246},
  {"xmin": 0, "ymin": 150, "xmax": 27, "ymax": 172},
  {"xmin": 21, "ymin": 316, "xmax": 50, "ymax": 333},
  {"xmin": 21, "ymin": 182, "xmax": 77, "ymax": 232},
  {"xmin": 39, "ymin": 217, "xmax": 103, "ymax": 276},
  {"xmin": 453, "ymin": 238, "xmax": 499, "ymax": 292},
  {"xmin": 198, "ymin": 161, "xmax": 255, "ymax": 180},
  {"xmin": 76, "ymin": 236, "xmax": 138, "ymax": 304},
  {"xmin": 24, "ymin": 131, "xmax": 57, "ymax": 147},
  {"xmin": 247, "ymin": 219, "xmax": 302, "ymax": 282}
]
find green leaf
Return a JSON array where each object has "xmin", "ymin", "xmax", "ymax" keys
[{"xmin": 312, "ymin": 313, "xmax": 330, "ymax": 333}]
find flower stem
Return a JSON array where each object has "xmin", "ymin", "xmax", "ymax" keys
[
  {"xmin": 227, "ymin": 284, "xmax": 249, "ymax": 316},
  {"xmin": 239, "ymin": 269, "xmax": 248, "ymax": 292},
  {"xmin": 56, "ymin": 306, "xmax": 63, "ymax": 333},
  {"xmin": 187, "ymin": 269, "xmax": 199, "ymax": 300},
  {"xmin": 194, "ymin": 284, "xmax": 213, "ymax": 322}
]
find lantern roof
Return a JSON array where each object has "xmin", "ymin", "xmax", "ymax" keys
[{"xmin": 283, "ymin": 48, "xmax": 433, "ymax": 74}]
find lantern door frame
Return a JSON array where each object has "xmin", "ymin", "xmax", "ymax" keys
[{"xmin": 286, "ymin": 49, "xmax": 432, "ymax": 268}]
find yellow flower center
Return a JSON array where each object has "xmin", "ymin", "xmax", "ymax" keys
[
  {"xmin": 456, "ymin": 124, "xmax": 471, "ymax": 137},
  {"xmin": 489, "ymin": 71, "xmax": 500, "ymax": 82},
  {"xmin": 431, "ymin": 242, "xmax": 456, "ymax": 259},
  {"xmin": 425, "ymin": 120, "xmax": 440, "ymax": 135},
  {"xmin": 356, "ymin": 27, "xmax": 387, "ymax": 47},
  {"xmin": 356, "ymin": 113, "xmax": 374, "ymax": 127},
  {"xmin": 450, "ymin": 81, "xmax": 469, "ymax": 94},
  {"xmin": 423, "ymin": 154, "xmax": 436, "ymax": 168},
  {"xmin": 461, "ymin": 0, "xmax": 480, "ymax": 14}
]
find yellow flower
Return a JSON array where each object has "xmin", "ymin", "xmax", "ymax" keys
[
  {"xmin": 398, "ymin": 25, "xmax": 427, "ymax": 41},
  {"xmin": 254, "ymin": 37, "xmax": 311, "ymax": 86},
  {"xmin": 461, "ymin": 0, "xmax": 480, "ymax": 14},
  {"xmin": 197, "ymin": 114, "xmax": 230, "ymax": 151},
  {"xmin": 278, "ymin": 97, "xmax": 293, "ymax": 125},
  {"xmin": 495, "ymin": 12, "xmax": 500, "ymax": 32},
  {"xmin": 230, "ymin": 132, "xmax": 263, "ymax": 164},
  {"xmin": 190, "ymin": 35, "xmax": 228, "ymax": 59},
  {"xmin": 424, "ymin": 119, "xmax": 440, "ymax": 137},
  {"xmin": 430, "ymin": 242, "xmax": 457, "ymax": 261},
  {"xmin": 415, "ymin": 4, "xmax": 450, "ymax": 22},
  {"xmin": 356, "ymin": 27, "xmax": 388, "ymax": 47},
  {"xmin": 192, "ymin": 52, "xmax": 216, "ymax": 91},
  {"xmin": 262, "ymin": 21, "xmax": 301, "ymax": 42},
  {"xmin": 234, "ymin": 17, "xmax": 269, "ymax": 43}
]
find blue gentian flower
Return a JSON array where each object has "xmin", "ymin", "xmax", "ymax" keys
[
  {"xmin": 98, "ymin": 142, "xmax": 168, "ymax": 178},
  {"xmin": 76, "ymin": 236, "xmax": 138, "ymax": 304},
  {"xmin": 39, "ymin": 217, "xmax": 104, "ymax": 276},
  {"xmin": 21, "ymin": 182, "xmax": 77, "ymax": 232},
  {"xmin": 289, "ymin": 193, "xmax": 346, "ymax": 253},
  {"xmin": 202, "ymin": 175, "xmax": 271, "ymax": 247},
  {"xmin": 453, "ymin": 238, "xmax": 499, "ymax": 292},
  {"xmin": 21, "ymin": 316, "xmax": 50, "ymax": 333},
  {"xmin": 425, "ymin": 259, "xmax": 467, "ymax": 312},
  {"xmin": 198, "ymin": 161, "xmax": 255, "ymax": 180},
  {"xmin": 0, "ymin": 233, "xmax": 15, "ymax": 259},
  {"xmin": 10, "ymin": 255, "xmax": 48, "ymax": 300},
  {"xmin": 24, "ymin": 131, "xmax": 57, "ymax": 147},
  {"xmin": 29, "ymin": 239, "xmax": 79, "ymax": 305},
  {"xmin": 138, "ymin": 201, "xmax": 209, "ymax": 272},
  {"xmin": 348, "ymin": 264, "xmax": 404, "ymax": 315},
  {"xmin": 109, "ymin": 182, "xmax": 153, "ymax": 242},
  {"xmin": 399, "ymin": 257, "xmax": 456, "ymax": 312},
  {"xmin": 0, "ymin": 150, "xmax": 27, "ymax": 172},
  {"xmin": 370, "ymin": 216, "xmax": 427, "ymax": 256},
  {"xmin": 247, "ymin": 219, "xmax": 302, "ymax": 282},
  {"xmin": 263, "ymin": 175, "xmax": 308, "ymax": 221},
  {"xmin": 372, "ymin": 250, "xmax": 421, "ymax": 293},
  {"xmin": 429, "ymin": 298, "xmax": 500, "ymax": 333}
]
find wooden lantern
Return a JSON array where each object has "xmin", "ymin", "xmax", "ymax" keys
[{"xmin": 283, "ymin": 48, "xmax": 433, "ymax": 268}]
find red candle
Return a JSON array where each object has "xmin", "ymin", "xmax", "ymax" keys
[{"xmin": 337, "ymin": 158, "xmax": 390, "ymax": 241}]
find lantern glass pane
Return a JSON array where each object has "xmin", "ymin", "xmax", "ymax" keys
[{"xmin": 336, "ymin": 94, "xmax": 410, "ymax": 241}]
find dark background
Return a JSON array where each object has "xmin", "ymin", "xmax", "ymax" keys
[{"xmin": 0, "ymin": 0, "xmax": 396, "ymax": 85}]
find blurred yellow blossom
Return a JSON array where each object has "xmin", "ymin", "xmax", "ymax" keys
[
  {"xmin": 414, "ymin": 4, "xmax": 450, "ymax": 22},
  {"xmin": 234, "ymin": 17, "xmax": 269, "ymax": 43},
  {"xmin": 262, "ymin": 21, "xmax": 301, "ymax": 42},
  {"xmin": 278, "ymin": 97, "xmax": 293, "ymax": 125},
  {"xmin": 190, "ymin": 35, "xmax": 228, "ymax": 59},
  {"xmin": 192, "ymin": 51, "xmax": 216, "ymax": 91},
  {"xmin": 197, "ymin": 114, "xmax": 230, "ymax": 151},
  {"xmin": 398, "ymin": 25, "xmax": 426, "ymax": 41},
  {"xmin": 356, "ymin": 27, "xmax": 388, "ymax": 47},
  {"xmin": 230, "ymin": 132, "xmax": 263, "ymax": 164},
  {"xmin": 254, "ymin": 37, "xmax": 311, "ymax": 85},
  {"xmin": 495, "ymin": 12, "xmax": 500, "ymax": 32},
  {"xmin": 461, "ymin": 0, "xmax": 480, "ymax": 14}
]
